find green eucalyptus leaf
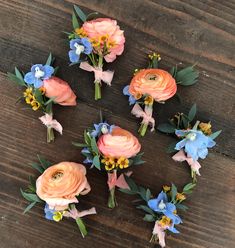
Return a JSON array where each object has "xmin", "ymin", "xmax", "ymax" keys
[
  {"xmin": 125, "ymin": 176, "xmax": 138, "ymax": 192},
  {"xmin": 119, "ymin": 188, "xmax": 136, "ymax": 195},
  {"xmin": 34, "ymin": 88, "xmax": 44, "ymax": 105},
  {"xmin": 183, "ymin": 183, "xmax": 196, "ymax": 193},
  {"xmin": 170, "ymin": 183, "xmax": 177, "ymax": 201},
  {"xmin": 20, "ymin": 189, "xmax": 42, "ymax": 203},
  {"xmin": 170, "ymin": 66, "xmax": 177, "ymax": 78},
  {"xmin": 7, "ymin": 72, "xmax": 26, "ymax": 86},
  {"xmin": 146, "ymin": 189, "xmax": 152, "ymax": 201},
  {"xmin": 91, "ymin": 137, "xmax": 99, "ymax": 154},
  {"xmin": 137, "ymin": 205, "xmax": 155, "ymax": 215},
  {"xmin": 72, "ymin": 11, "xmax": 80, "ymax": 29},
  {"xmin": 15, "ymin": 67, "xmax": 24, "ymax": 82},
  {"xmin": 143, "ymin": 214, "xmax": 155, "ymax": 222},
  {"xmin": 84, "ymin": 130, "xmax": 91, "ymax": 145},
  {"xmin": 210, "ymin": 130, "xmax": 222, "ymax": 140},
  {"xmin": 45, "ymin": 53, "xmax": 52, "ymax": 65},
  {"xmin": 74, "ymin": 5, "xmax": 87, "ymax": 23},
  {"xmin": 188, "ymin": 104, "xmax": 197, "ymax": 121},
  {"xmin": 37, "ymin": 155, "xmax": 52, "ymax": 169},
  {"xmin": 23, "ymin": 201, "xmax": 37, "ymax": 214},
  {"xmin": 157, "ymin": 123, "xmax": 175, "ymax": 133},
  {"xmin": 72, "ymin": 142, "xmax": 88, "ymax": 148},
  {"xmin": 176, "ymin": 66, "xmax": 199, "ymax": 86},
  {"xmin": 30, "ymin": 162, "xmax": 44, "ymax": 173},
  {"xmin": 92, "ymin": 155, "xmax": 100, "ymax": 170},
  {"xmin": 86, "ymin": 12, "xmax": 100, "ymax": 21}
]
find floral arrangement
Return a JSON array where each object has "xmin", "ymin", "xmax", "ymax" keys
[
  {"xmin": 73, "ymin": 115, "xmax": 144, "ymax": 208},
  {"xmin": 7, "ymin": 54, "xmax": 77, "ymax": 142},
  {"xmin": 66, "ymin": 5, "xmax": 125, "ymax": 100},
  {"xmin": 21, "ymin": 156, "xmax": 96, "ymax": 237},
  {"xmin": 123, "ymin": 53, "xmax": 199, "ymax": 136},
  {"xmin": 120, "ymin": 177, "xmax": 196, "ymax": 247},
  {"xmin": 157, "ymin": 104, "xmax": 222, "ymax": 181}
]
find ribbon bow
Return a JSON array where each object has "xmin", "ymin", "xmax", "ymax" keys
[
  {"xmin": 39, "ymin": 113, "xmax": 63, "ymax": 135},
  {"xmin": 107, "ymin": 170, "xmax": 132, "ymax": 190},
  {"xmin": 172, "ymin": 150, "xmax": 201, "ymax": 175},
  {"xmin": 79, "ymin": 61, "xmax": 114, "ymax": 86},
  {"xmin": 152, "ymin": 221, "xmax": 166, "ymax": 248},
  {"xmin": 131, "ymin": 103, "xmax": 155, "ymax": 131},
  {"xmin": 63, "ymin": 206, "xmax": 97, "ymax": 220}
]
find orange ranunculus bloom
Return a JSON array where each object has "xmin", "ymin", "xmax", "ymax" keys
[
  {"xmin": 36, "ymin": 162, "xmax": 90, "ymax": 210},
  {"xmin": 97, "ymin": 126, "xmax": 141, "ymax": 159},
  {"xmin": 129, "ymin": 69, "xmax": 177, "ymax": 102},
  {"xmin": 43, "ymin": 76, "xmax": 77, "ymax": 106}
]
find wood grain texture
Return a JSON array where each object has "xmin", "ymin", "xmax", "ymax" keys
[{"xmin": 0, "ymin": 1, "xmax": 234, "ymax": 248}]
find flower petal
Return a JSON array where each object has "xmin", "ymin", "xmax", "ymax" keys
[
  {"xmin": 24, "ymin": 72, "xmax": 36, "ymax": 85},
  {"xmin": 43, "ymin": 65, "xmax": 54, "ymax": 79},
  {"xmin": 69, "ymin": 50, "xmax": 79, "ymax": 63},
  {"xmin": 175, "ymin": 139, "xmax": 186, "ymax": 150}
]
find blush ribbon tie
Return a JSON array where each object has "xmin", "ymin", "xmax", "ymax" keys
[
  {"xmin": 131, "ymin": 103, "xmax": 155, "ymax": 131},
  {"xmin": 152, "ymin": 221, "xmax": 166, "ymax": 248},
  {"xmin": 172, "ymin": 149, "xmax": 201, "ymax": 175},
  {"xmin": 39, "ymin": 113, "xmax": 63, "ymax": 135},
  {"xmin": 63, "ymin": 206, "xmax": 97, "ymax": 219},
  {"xmin": 107, "ymin": 170, "xmax": 132, "ymax": 190},
  {"xmin": 79, "ymin": 61, "xmax": 114, "ymax": 86}
]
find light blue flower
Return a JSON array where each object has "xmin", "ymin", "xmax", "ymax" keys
[
  {"xmin": 175, "ymin": 129, "xmax": 216, "ymax": 161},
  {"xmin": 148, "ymin": 191, "xmax": 182, "ymax": 224},
  {"xmin": 81, "ymin": 148, "xmax": 93, "ymax": 164},
  {"xmin": 69, "ymin": 38, "xmax": 92, "ymax": 63},
  {"xmin": 123, "ymin": 85, "xmax": 136, "ymax": 105},
  {"xmin": 24, "ymin": 64, "xmax": 54, "ymax": 88},
  {"xmin": 44, "ymin": 204, "xmax": 55, "ymax": 221},
  {"xmin": 91, "ymin": 122, "xmax": 115, "ymax": 138}
]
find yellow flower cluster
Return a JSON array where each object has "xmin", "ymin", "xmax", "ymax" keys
[
  {"xmin": 23, "ymin": 87, "xmax": 41, "ymax": 111},
  {"xmin": 101, "ymin": 156, "xmax": 129, "ymax": 171},
  {"xmin": 176, "ymin": 193, "xmax": 186, "ymax": 201},
  {"xmin": 159, "ymin": 216, "xmax": 172, "ymax": 227},
  {"xmin": 75, "ymin": 28, "xmax": 87, "ymax": 38},
  {"xmin": 163, "ymin": 185, "xmax": 171, "ymax": 192},
  {"xmin": 148, "ymin": 52, "xmax": 161, "ymax": 61},
  {"xmin": 88, "ymin": 34, "xmax": 116, "ymax": 50},
  {"xmin": 199, "ymin": 122, "xmax": 212, "ymax": 135}
]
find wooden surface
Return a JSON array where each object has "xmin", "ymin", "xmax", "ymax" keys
[{"xmin": 0, "ymin": 0, "xmax": 235, "ymax": 247}]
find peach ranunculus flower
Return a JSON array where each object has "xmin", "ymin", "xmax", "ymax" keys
[
  {"xmin": 97, "ymin": 126, "xmax": 141, "ymax": 158},
  {"xmin": 36, "ymin": 162, "xmax": 90, "ymax": 210},
  {"xmin": 129, "ymin": 69, "xmax": 177, "ymax": 102},
  {"xmin": 43, "ymin": 76, "xmax": 77, "ymax": 106},
  {"xmin": 82, "ymin": 18, "xmax": 125, "ymax": 63}
]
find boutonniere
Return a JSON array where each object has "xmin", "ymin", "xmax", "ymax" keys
[
  {"xmin": 120, "ymin": 178, "xmax": 196, "ymax": 247},
  {"xmin": 21, "ymin": 156, "xmax": 96, "ymax": 238},
  {"xmin": 7, "ymin": 54, "xmax": 77, "ymax": 142},
  {"xmin": 73, "ymin": 114, "xmax": 144, "ymax": 208},
  {"xmin": 157, "ymin": 104, "xmax": 222, "ymax": 181},
  {"xmin": 66, "ymin": 5, "xmax": 125, "ymax": 100},
  {"xmin": 123, "ymin": 53, "xmax": 199, "ymax": 136}
]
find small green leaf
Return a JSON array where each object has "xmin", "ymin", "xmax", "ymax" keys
[
  {"xmin": 30, "ymin": 162, "xmax": 44, "ymax": 173},
  {"xmin": 91, "ymin": 137, "xmax": 99, "ymax": 154},
  {"xmin": 7, "ymin": 72, "xmax": 26, "ymax": 86},
  {"xmin": 143, "ymin": 214, "xmax": 155, "ymax": 222},
  {"xmin": 37, "ymin": 155, "xmax": 52, "ymax": 169},
  {"xmin": 137, "ymin": 205, "xmax": 155, "ymax": 215},
  {"xmin": 170, "ymin": 66, "xmax": 178, "ymax": 78},
  {"xmin": 34, "ymin": 88, "xmax": 43, "ymax": 105},
  {"xmin": 74, "ymin": 5, "xmax": 87, "ymax": 23},
  {"xmin": 86, "ymin": 12, "xmax": 100, "ymax": 21},
  {"xmin": 84, "ymin": 130, "xmax": 91, "ymax": 145},
  {"xmin": 72, "ymin": 142, "xmax": 88, "ymax": 148},
  {"xmin": 45, "ymin": 101, "xmax": 53, "ymax": 114},
  {"xmin": 119, "ymin": 188, "xmax": 136, "ymax": 195},
  {"xmin": 171, "ymin": 183, "xmax": 177, "ymax": 201},
  {"xmin": 175, "ymin": 203, "xmax": 188, "ymax": 211},
  {"xmin": 125, "ymin": 176, "xmax": 138, "ymax": 193},
  {"xmin": 15, "ymin": 67, "xmax": 24, "ymax": 82},
  {"xmin": 176, "ymin": 66, "xmax": 199, "ymax": 86},
  {"xmin": 53, "ymin": 66, "xmax": 59, "ymax": 75},
  {"xmin": 23, "ymin": 201, "xmax": 37, "ymax": 214},
  {"xmin": 45, "ymin": 53, "xmax": 52, "ymax": 65},
  {"xmin": 92, "ymin": 155, "xmax": 100, "ymax": 170},
  {"xmin": 210, "ymin": 130, "xmax": 222, "ymax": 140},
  {"xmin": 183, "ymin": 183, "xmax": 196, "ymax": 192},
  {"xmin": 182, "ymin": 115, "xmax": 189, "ymax": 129},
  {"xmin": 146, "ymin": 189, "xmax": 152, "ymax": 201},
  {"xmin": 188, "ymin": 104, "xmax": 197, "ymax": 121},
  {"xmin": 20, "ymin": 189, "xmax": 42, "ymax": 203},
  {"xmin": 139, "ymin": 186, "xmax": 147, "ymax": 201},
  {"xmin": 157, "ymin": 123, "xmax": 176, "ymax": 133},
  {"xmin": 72, "ymin": 11, "xmax": 80, "ymax": 29}
]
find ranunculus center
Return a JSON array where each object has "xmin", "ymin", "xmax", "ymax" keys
[
  {"xmin": 74, "ymin": 43, "xmax": 85, "ymax": 55},
  {"xmin": 35, "ymin": 67, "xmax": 45, "ymax": 78},
  {"xmin": 51, "ymin": 170, "xmax": 64, "ymax": 181},
  {"xmin": 146, "ymin": 73, "xmax": 158, "ymax": 81}
]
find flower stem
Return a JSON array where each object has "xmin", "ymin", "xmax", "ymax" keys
[
  {"xmin": 149, "ymin": 234, "xmax": 157, "ymax": 243},
  {"xmin": 138, "ymin": 123, "xmax": 148, "ymax": 137},
  {"xmin": 108, "ymin": 187, "xmax": 117, "ymax": 209},
  {"xmin": 76, "ymin": 217, "xmax": 88, "ymax": 238},
  {"xmin": 95, "ymin": 80, "xmax": 101, "ymax": 100},
  {"xmin": 47, "ymin": 126, "xmax": 54, "ymax": 143}
]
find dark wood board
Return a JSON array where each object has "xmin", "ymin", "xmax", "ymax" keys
[{"xmin": 0, "ymin": 1, "xmax": 235, "ymax": 248}]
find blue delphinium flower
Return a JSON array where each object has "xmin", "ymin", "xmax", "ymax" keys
[
  {"xmin": 148, "ymin": 191, "xmax": 182, "ymax": 224},
  {"xmin": 175, "ymin": 129, "xmax": 216, "ymax": 161},
  {"xmin": 123, "ymin": 85, "xmax": 136, "ymax": 105},
  {"xmin": 24, "ymin": 64, "xmax": 54, "ymax": 88},
  {"xmin": 69, "ymin": 38, "xmax": 92, "ymax": 63},
  {"xmin": 91, "ymin": 122, "xmax": 115, "ymax": 138},
  {"xmin": 44, "ymin": 204, "xmax": 55, "ymax": 221},
  {"xmin": 81, "ymin": 147, "xmax": 93, "ymax": 164}
]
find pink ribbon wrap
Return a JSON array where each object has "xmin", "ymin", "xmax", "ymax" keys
[
  {"xmin": 39, "ymin": 113, "xmax": 63, "ymax": 135},
  {"xmin": 79, "ymin": 61, "xmax": 114, "ymax": 86},
  {"xmin": 107, "ymin": 170, "xmax": 132, "ymax": 190},
  {"xmin": 152, "ymin": 221, "xmax": 166, "ymax": 247},
  {"xmin": 64, "ymin": 207, "xmax": 96, "ymax": 219},
  {"xmin": 172, "ymin": 150, "xmax": 201, "ymax": 175},
  {"xmin": 131, "ymin": 103, "xmax": 155, "ymax": 131}
]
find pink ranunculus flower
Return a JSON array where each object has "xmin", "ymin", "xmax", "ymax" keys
[
  {"xmin": 82, "ymin": 18, "xmax": 125, "ymax": 63},
  {"xmin": 43, "ymin": 76, "xmax": 77, "ymax": 106},
  {"xmin": 36, "ymin": 162, "xmax": 90, "ymax": 210},
  {"xmin": 97, "ymin": 126, "xmax": 141, "ymax": 158}
]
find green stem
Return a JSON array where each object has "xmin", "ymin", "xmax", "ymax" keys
[
  {"xmin": 108, "ymin": 187, "xmax": 117, "ymax": 209},
  {"xmin": 95, "ymin": 81, "xmax": 101, "ymax": 100},
  {"xmin": 149, "ymin": 234, "xmax": 157, "ymax": 243},
  {"xmin": 76, "ymin": 217, "xmax": 88, "ymax": 238},
  {"xmin": 138, "ymin": 123, "xmax": 148, "ymax": 137},
  {"xmin": 47, "ymin": 127, "xmax": 54, "ymax": 143},
  {"xmin": 192, "ymin": 120, "xmax": 200, "ymax": 130}
]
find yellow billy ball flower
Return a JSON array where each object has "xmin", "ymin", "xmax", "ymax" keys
[
  {"xmin": 163, "ymin": 185, "xmax": 171, "ymax": 192},
  {"xmin": 159, "ymin": 216, "xmax": 172, "ymax": 228},
  {"xmin": 199, "ymin": 122, "xmax": 212, "ymax": 135},
  {"xmin": 176, "ymin": 193, "xmax": 186, "ymax": 201},
  {"xmin": 31, "ymin": 100, "xmax": 40, "ymax": 111},
  {"xmin": 117, "ymin": 157, "xmax": 129, "ymax": 169}
]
